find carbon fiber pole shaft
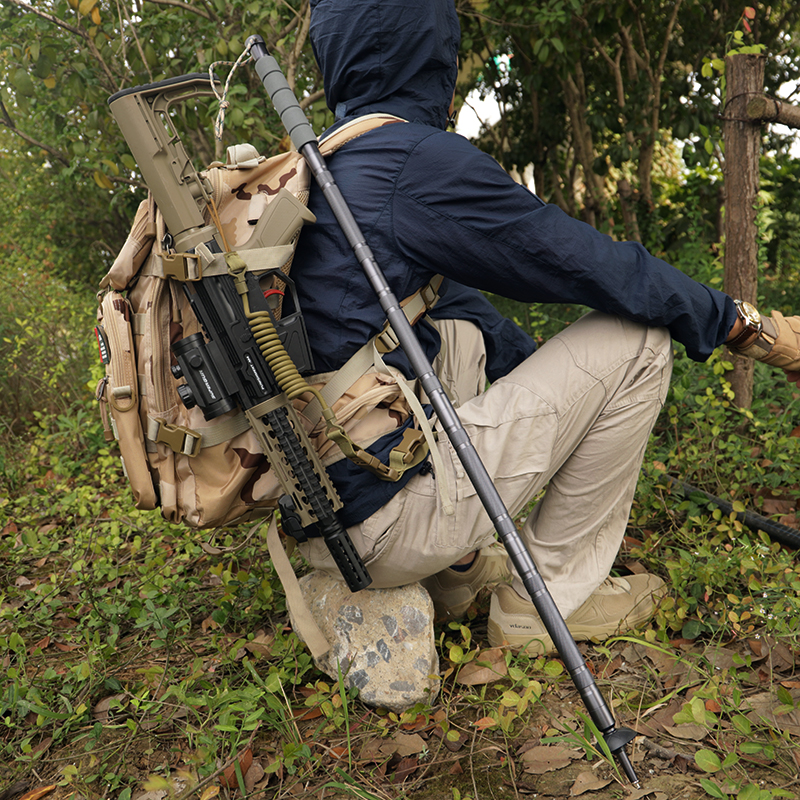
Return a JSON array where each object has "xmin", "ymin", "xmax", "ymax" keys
[
  {"xmin": 246, "ymin": 34, "xmax": 641, "ymax": 786},
  {"xmin": 668, "ymin": 476, "xmax": 800, "ymax": 549}
]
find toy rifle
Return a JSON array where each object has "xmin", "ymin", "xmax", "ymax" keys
[
  {"xmin": 107, "ymin": 74, "xmax": 371, "ymax": 593},
  {"xmin": 244, "ymin": 34, "xmax": 643, "ymax": 787}
]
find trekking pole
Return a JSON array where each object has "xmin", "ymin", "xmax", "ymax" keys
[{"xmin": 245, "ymin": 34, "xmax": 641, "ymax": 787}]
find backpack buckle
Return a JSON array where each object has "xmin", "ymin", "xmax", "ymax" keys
[
  {"xmin": 161, "ymin": 252, "xmax": 203, "ymax": 281},
  {"xmin": 152, "ymin": 420, "xmax": 202, "ymax": 457},
  {"xmin": 375, "ymin": 322, "xmax": 400, "ymax": 354}
]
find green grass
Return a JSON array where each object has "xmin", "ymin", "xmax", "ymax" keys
[{"xmin": 2, "ymin": 329, "xmax": 800, "ymax": 799}]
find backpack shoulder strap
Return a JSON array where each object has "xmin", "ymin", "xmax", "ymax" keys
[{"xmin": 318, "ymin": 113, "xmax": 406, "ymax": 156}]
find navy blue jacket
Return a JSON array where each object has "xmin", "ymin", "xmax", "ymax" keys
[{"xmin": 294, "ymin": 0, "xmax": 738, "ymax": 526}]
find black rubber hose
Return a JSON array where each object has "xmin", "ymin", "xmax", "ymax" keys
[{"xmin": 666, "ymin": 475, "xmax": 800, "ymax": 550}]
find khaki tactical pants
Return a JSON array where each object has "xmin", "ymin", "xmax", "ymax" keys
[{"xmin": 300, "ymin": 312, "xmax": 673, "ymax": 617}]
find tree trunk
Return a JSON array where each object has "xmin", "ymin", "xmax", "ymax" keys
[{"xmin": 723, "ymin": 54, "xmax": 765, "ymax": 409}]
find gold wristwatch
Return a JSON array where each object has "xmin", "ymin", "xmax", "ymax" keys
[{"xmin": 728, "ymin": 299, "xmax": 763, "ymax": 350}]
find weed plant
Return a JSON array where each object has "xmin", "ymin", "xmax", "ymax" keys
[{"xmin": 3, "ymin": 188, "xmax": 800, "ymax": 797}]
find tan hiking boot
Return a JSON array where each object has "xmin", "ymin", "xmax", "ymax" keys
[
  {"xmin": 420, "ymin": 543, "xmax": 511, "ymax": 619},
  {"xmin": 487, "ymin": 574, "xmax": 666, "ymax": 656}
]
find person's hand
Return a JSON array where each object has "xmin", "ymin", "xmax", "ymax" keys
[
  {"xmin": 785, "ymin": 370, "xmax": 800, "ymax": 389},
  {"xmin": 732, "ymin": 311, "xmax": 800, "ymax": 371}
]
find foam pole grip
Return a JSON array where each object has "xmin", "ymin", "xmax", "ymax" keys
[{"xmin": 246, "ymin": 35, "xmax": 317, "ymax": 152}]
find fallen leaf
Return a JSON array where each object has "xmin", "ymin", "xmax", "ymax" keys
[
  {"xmin": 93, "ymin": 694, "xmax": 126, "ymax": 723},
  {"xmin": 18, "ymin": 786, "xmax": 56, "ymax": 800},
  {"xmin": 597, "ymin": 655, "xmax": 623, "ymax": 679},
  {"xmin": 456, "ymin": 648, "xmax": 508, "ymax": 685},
  {"xmin": 472, "ymin": 716, "xmax": 497, "ymax": 730},
  {"xmin": 243, "ymin": 632, "xmax": 274, "ymax": 658},
  {"xmin": 762, "ymin": 498, "xmax": 795, "ymax": 515},
  {"xmin": 293, "ymin": 706, "xmax": 323, "ymax": 720},
  {"xmin": 392, "ymin": 755, "xmax": 418, "ymax": 783},
  {"xmin": 664, "ymin": 723, "xmax": 708, "ymax": 741},
  {"xmin": 626, "ymin": 790, "xmax": 669, "ymax": 800},
  {"xmin": 570, "ymin": 771, "xmax": 612, "ymax": 795},
  {"xmin": 400, "ymin": 713, "xmax": 428, "ymax": 731},
  {"xmin": 30, "ymin": 737, "xmax": 52, "ymax": 757},
  {"xmin": 379, "ymin": 732, "xmax": 427, "ymax": 757},
  {"xmin": 15, "ymin": 576, "xmax": 33, "ymax": 588},
  {"xmin": 745, "ymin": 689, "xmax": 800, "ymax": 736},
  {"xmin": 199, "ymin": 786, "xmax": 220, "ymax": 800},
  {"xmin": 244, "ymin": 759, "xmax": 265, "ymax": 793},
  {"xmin": 521, "ymin": 745, "xmax": 573, "ymax": 774},
  {"xmin": 221, "ymin": 747, "xmax": 253, "ymax": 788},
  {"xmin": 30, "ymin": 636, "xmax": 50, "ymax": 653}
]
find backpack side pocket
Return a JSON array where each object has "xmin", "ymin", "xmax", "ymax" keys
[{"xmin": 98, "ymin": 290, "xmax": 158, "ymax": 509}]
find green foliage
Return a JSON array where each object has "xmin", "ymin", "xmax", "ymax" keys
[
  {"xmin": 0, "ymin": 0, "xmax": 331, "ymax": 287},
  {"xmin": 0, "ymin": 256, "xmax": 95, "ymax": 436}
]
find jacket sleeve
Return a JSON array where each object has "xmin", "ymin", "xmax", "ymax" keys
[{"xmin": 392, "ymin": 131, "xmax": 737, "ymax": 362}]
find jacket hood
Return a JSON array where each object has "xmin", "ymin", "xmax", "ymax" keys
[{"xmin": 309, "ymin": 0, "xmax": 460, "ymax": 129}]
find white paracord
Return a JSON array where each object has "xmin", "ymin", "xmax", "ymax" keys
[{"xmin": 209, "ymin": 48, "xmax": 253, "ymax": 140}]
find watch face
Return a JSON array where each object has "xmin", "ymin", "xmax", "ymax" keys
[{"xmin": 738, "ymin": 300, "xmax": 761, "ymax": 326}]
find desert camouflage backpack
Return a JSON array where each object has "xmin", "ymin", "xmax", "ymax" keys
[{"xmin": 95, "ymin": 115, "xmax": 441, "ymax": 531}]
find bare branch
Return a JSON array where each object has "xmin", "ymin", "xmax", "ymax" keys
[
  {"xmin": 747, "ymin": 95, "xmax": 800, "ymax": 128},
  {"xmin": 299, "ymin": 89, "xmax": 325, "ymax": 111},
  {"xmin": 287, "ymin": 0, "xmax": 311, "ymax": 90},
  {"xmin": 142, "ymin": 0, "xmax": 212, "ymax": 20},
  {"xmin": 5, "ymin": 0, "xmax": 83, "ymax": 36},
  {"xmin": 115, "ymin": 0, "xmax": 154, "ymax": 83},
  {"xmin": 0, "ymin": 97, "xmax": 71, "ymax": 167}
]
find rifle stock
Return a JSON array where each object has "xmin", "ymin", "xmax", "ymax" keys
[{"xmin": 108, "ymin": 73, "xmax": 371, "ymax": 592}]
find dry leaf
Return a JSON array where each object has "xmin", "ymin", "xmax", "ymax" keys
[
  {"xmin": 293, "ymin": 706, "xmax": 323, "ymax": 720},
  {"xmin": 392, "ymin": 755, "xmax": 419, "ymax": 783},
  {"xmin": 221, "ymin": 747, "xmax": 253, "ymax": 788},
  {"xmin": 18, "ymin": 786, "xmax": 56, "ymax": 800},
  {"xmin": 745, "ymin": 689, "xmax": 800, "ymax": 736},
  {"xmin": 243, "ymin": 631, "xmax": 274, "ymax": 658},
  {"xmin": 93, "ymin": 694, "xmax": 126, "ymax": 722},
  {"xmin": 626, "ymin": 790, "xmax": 669, "ymax": 800},
  {"xmin": 472, "ymin": 716, "xmax": 497, "ymax": 730},
  {"xmin": 521, "ymin": 745, "xmax": 573, "ymax": 774},
  {"xmin": 30, "ymin": 737, "xmax": 52, "ymax": 757},
  {"xmin": 762, "ymin": 498, "xmax": 795, "ymax": 515},
  {"xmin": 456, "ymin": 648, "xmax": 507, "ymax": 685},
  {"xmin": 244, "ymin": 759, "xmax": 265, "ymax": 793},
  {"xmin": 570, "ymin": 771, "xmax": 612, "ymax": 795},
  {"xmin": 663, "ymin": 723, "xmax": 708, "ymax": 741},
  {"xmin": 200, "ymin": 786, "xmax": 220, "ymax": 800},
  {"xmin": 379, "ymin": 732, "xmax": 427, "ymax": 757}
]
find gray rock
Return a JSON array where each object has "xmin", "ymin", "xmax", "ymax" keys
[{"xmin": 291, "ymin": 572, "xmax": 440, "ymax": 712}]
